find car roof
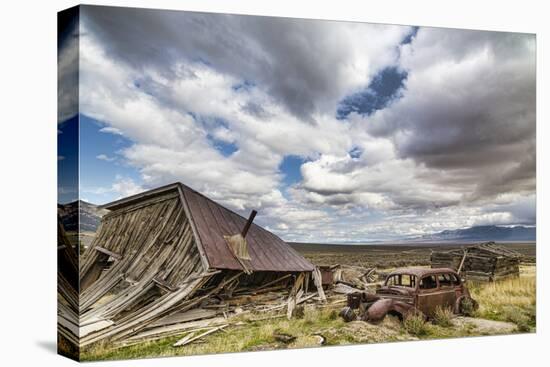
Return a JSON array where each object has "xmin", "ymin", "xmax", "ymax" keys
[{"xmin": 388, "ymin": 267, "xmax": 458, "ymax": 278}]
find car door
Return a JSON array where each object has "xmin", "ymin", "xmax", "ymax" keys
[
  {"xmin": 437, "ymin": 273, "xmax": 458, "ymax": 309},
  {"xmin": 416, "ymin": 274, "xmax": 442, "ymax": 316}
]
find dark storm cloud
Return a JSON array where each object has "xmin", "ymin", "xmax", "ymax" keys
[
  {"xmin": 365, "ymin": 28, "xmax": 536, "ymax": 201},
  {"xmin": 488, "ymin": 195, "xmax": 536, "ymax": 225},
  {"xmin": 58, "ymin": 8, "xmax": 79, "ymax": 123},
  {"xmin": 77, "ymin": 6, "xmax": 536, "ymax": 237},
  {"xmin": 80, "ymin": 6, "xmax": 407, "ymax": 122},
  {"xmin": 241, "ymin": 101, "xmax": 273, "ymax": 120}
]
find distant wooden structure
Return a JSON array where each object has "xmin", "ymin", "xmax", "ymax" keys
[{"xmin": 430, "ymin": 242, "xmax": 522, "ymax": 281}]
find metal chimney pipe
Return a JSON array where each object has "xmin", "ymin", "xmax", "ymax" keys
[{"xmin": 241, "ymin": 210, "xmax": 257, "ymax": 238}]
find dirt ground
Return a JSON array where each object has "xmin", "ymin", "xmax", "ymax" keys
[
  {"xmin": 452, "ymin": 317, "xmax": 516, "ymax": 334},
  {"xmin": 80, "ymin": 242, "xmax": 536, "ymax": 361},
  {"xmin": 290, "ymin": 242, "xmax": 536, "ymax": 269}
]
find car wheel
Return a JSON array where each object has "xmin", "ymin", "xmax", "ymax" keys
[{"xmin": 458, "ymin": 296, "xmax": 478, "ymax": 316}]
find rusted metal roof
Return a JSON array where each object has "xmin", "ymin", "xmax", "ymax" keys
[
  {"xmin": 102, "ymin": 182, "xmax": 315, "ymax": 273},
  {"xmin": 179, "ymin": 183, "xmax": 314, "ymax": 272}
]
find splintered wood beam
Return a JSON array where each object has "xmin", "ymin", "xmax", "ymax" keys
[
  {"xmin": 287, "ymin": 272, "xmax": 306, "ymax": 319},
  {"xmin": 241, "ymin": 210, "xmax": 257, "ymax": 238},
  {"xmin": 312, "ymin": 268, "xmax": 327, "ymax": 303},
  {"xmin": 255, "ymin": 274, "xmax": 292, "ymax": 291},
  {"xmin": 173, "ymin": 324, "xmax": 228, "ymax": 347},
  {"xmin": 95, "ymin": 246, "xmax": 122, "ymax": 261},
  {"xmin": 153, "ymin": 277, "xmax": 178, "ymax": 292},
  {"xmin": 457, "ymin": 249, "xmax": 468, "ymax": 274}
]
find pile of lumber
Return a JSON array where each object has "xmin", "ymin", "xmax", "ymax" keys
[
  {"xmin": 77, "ymin": 270, "xmax": 326, "ymax": 349},
  {"xmin": 331, "ymin": 265, "xmax": 379, "ymax": 294},
  {"xmin": 112, "ymin": 272, "xmax": 325, "ymax": 348},
  {"xmin": 430, "ymin": 242, "xmax": 522, "ymax": 282}
]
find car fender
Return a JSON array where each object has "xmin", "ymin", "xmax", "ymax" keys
[
  {"xmin": 454, "ymin": 295, "xmax": 479, "ymax": 314},
  {"xmin": 365, "ymin": 298, "xmax": 415, "ymax": 324}
]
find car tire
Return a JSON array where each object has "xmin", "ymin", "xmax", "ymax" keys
[{"xmin": 457, "ymin": 296, "xmax": 478, "ymax": 316}]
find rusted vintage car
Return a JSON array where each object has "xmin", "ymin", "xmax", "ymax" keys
[{"xmin": 363, "ymin": 268, "xmax": 477, "ymax": 323}]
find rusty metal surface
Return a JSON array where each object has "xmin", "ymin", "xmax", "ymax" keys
[
  {"xmin": 386, "ymin": 267, "xmax": 457, "ymax": 278},
  {"xmin": 366, "ymin": 298, "xmax": 413, "ymax": 323},
  {"xmin": 339, "ymin": 306, "xmax": 357, "ymax": 322},
  {"xmin": 347, "ymin": 292, "xmax": 363, "ymax": 309},
  {"xmin": 180, "ymin": 183, "xmax": 314, "ymax": 272},
  {"xmin": 318, "ymin": 266, "xmax": 334, "ymax": 286},
  {"xmin": 359, "ymin": 268, "xmax": 476, "ymax": 323}
]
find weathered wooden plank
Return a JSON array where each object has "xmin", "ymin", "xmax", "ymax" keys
[
  {"xmin": 95, "ymin": 246, "xmax": 122, "ymax": 261},
  {"xmin": 80, "ymin": 318, "xmax": 114, "ymax": 338},
  {"xmin": 312, "ymin": 267, "xmax": 327, "ymax": 303},
  {"xmin": 148, "ymin": 308, "xmax": 218, "ymax": 328},
  {"xmin": 126, "ymin": 317, "xmax": 227, "ymax": 343},
  {"xmin": 287, "ymin": 272, "xmax": 305, "ymax": 319},
  {"xmin": 177, "ymin": 185, "xmax": 210, "ymax": 271},
  {"xmin": 173, "ymin": 325, "xmax": 228, "ymax": 347}
]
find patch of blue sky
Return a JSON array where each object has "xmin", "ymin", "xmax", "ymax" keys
[
  {"xmin": 336, "ymin": 66, "xmax": 407, "ymax": 120},
  {"xmin": 207, "ymin": 134, "xmax": 239, "ymax": 157},
  {"xmin": 193, "ymin": 114, "xmax": 227, "ymax": 130},
  {"xmin": 58, "ymin": 115, "xmax": 79, "ymax": 204},
  {"xmin": 401, "ymin": 26, "xmax": 419, "ymax": 45},
  {"xmin": 349, "ymin": 146, "xmax": 362, "ymax": 159},
  {"xmin": 280, "ymin": 155, "xmax": 306, "ymax": 187},
  {"xmin": 197, "ymin": 116, "xmax": 239, "ymax": 157},
  {"xmin": 194, "ymin": 56, "xmax": 213, "ymax": 67},
  {"xmin": 79, "ymin": 114, "xmax": 142, "ymax": 204},
  {"xmin": 232, "ymin": 80, "xmax": 256, "ymax": 92}
]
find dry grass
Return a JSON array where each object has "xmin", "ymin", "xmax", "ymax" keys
[
  {"xmin": 468, "ymin": 265, "xmax": 536, "ymax": 332},
  {"xmin": 81, "ymin": 305, "xmax": 420, "ymax": 361},
  {"xmin": 293, "ymin": 243, "xmax": 536, "ymax": 269},
  {"xmin": 82, "ymin": 306, "xmax": 346, "ymax": 361},
  {"xmin": 80, "ymin": 262, "xmax": 536, "ymax": 361},
  {"xmin": 432, "ymin": 306, "xmax": 454, "ymax": 327}
]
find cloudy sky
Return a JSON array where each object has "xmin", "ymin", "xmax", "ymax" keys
[{"xmin": 58, "ymin": 6, "xmax": 536, "ymax": 242}]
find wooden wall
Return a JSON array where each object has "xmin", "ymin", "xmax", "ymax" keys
[
  {"xmin": 79, "ymin": 191, "xmax": 206, "ymax": 322},
  {"xmin": 431, "ymin": 248, "xmax": 520, "ymax": 281}
]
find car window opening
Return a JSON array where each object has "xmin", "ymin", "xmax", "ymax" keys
[{"xmin": 419, "ymin": 275, "xmax": 437, "ymax": 289}]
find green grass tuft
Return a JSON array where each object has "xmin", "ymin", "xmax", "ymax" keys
[
  {"xmin": 403, "ymin": 313, "xmax": 429, "ymax": 336},
  {"xmin": 432, "ymin": 306, "xmax": 454, "ymax": 328}
]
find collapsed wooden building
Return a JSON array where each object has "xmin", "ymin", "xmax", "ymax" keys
[
  {"xmin": 57, "ymin": 218, "xmax": 80, "ymax": 357},
  {"xmin": 430, "ymin": 242, "xmax": 522, "ymax": 281},
  {"xmin": 74, "ymin": 183, "xmax": 325, "ymax": 347}
]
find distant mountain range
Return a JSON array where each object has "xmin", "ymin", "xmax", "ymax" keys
[
  {"xmin": 419, "ymin": 225, "xmax": 536, "ymax": 242},
  {"xmin": 58, "ymin": 200, "xmax": 108, "ymax": 232},
  {"xmin": 57, "ymin": 200, "xmax": 535, "ymax": 244}
]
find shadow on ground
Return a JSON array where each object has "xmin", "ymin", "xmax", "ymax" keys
[{"xmin": 36, "ymin": 340, "xmax": 57, "ymax": 354}]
